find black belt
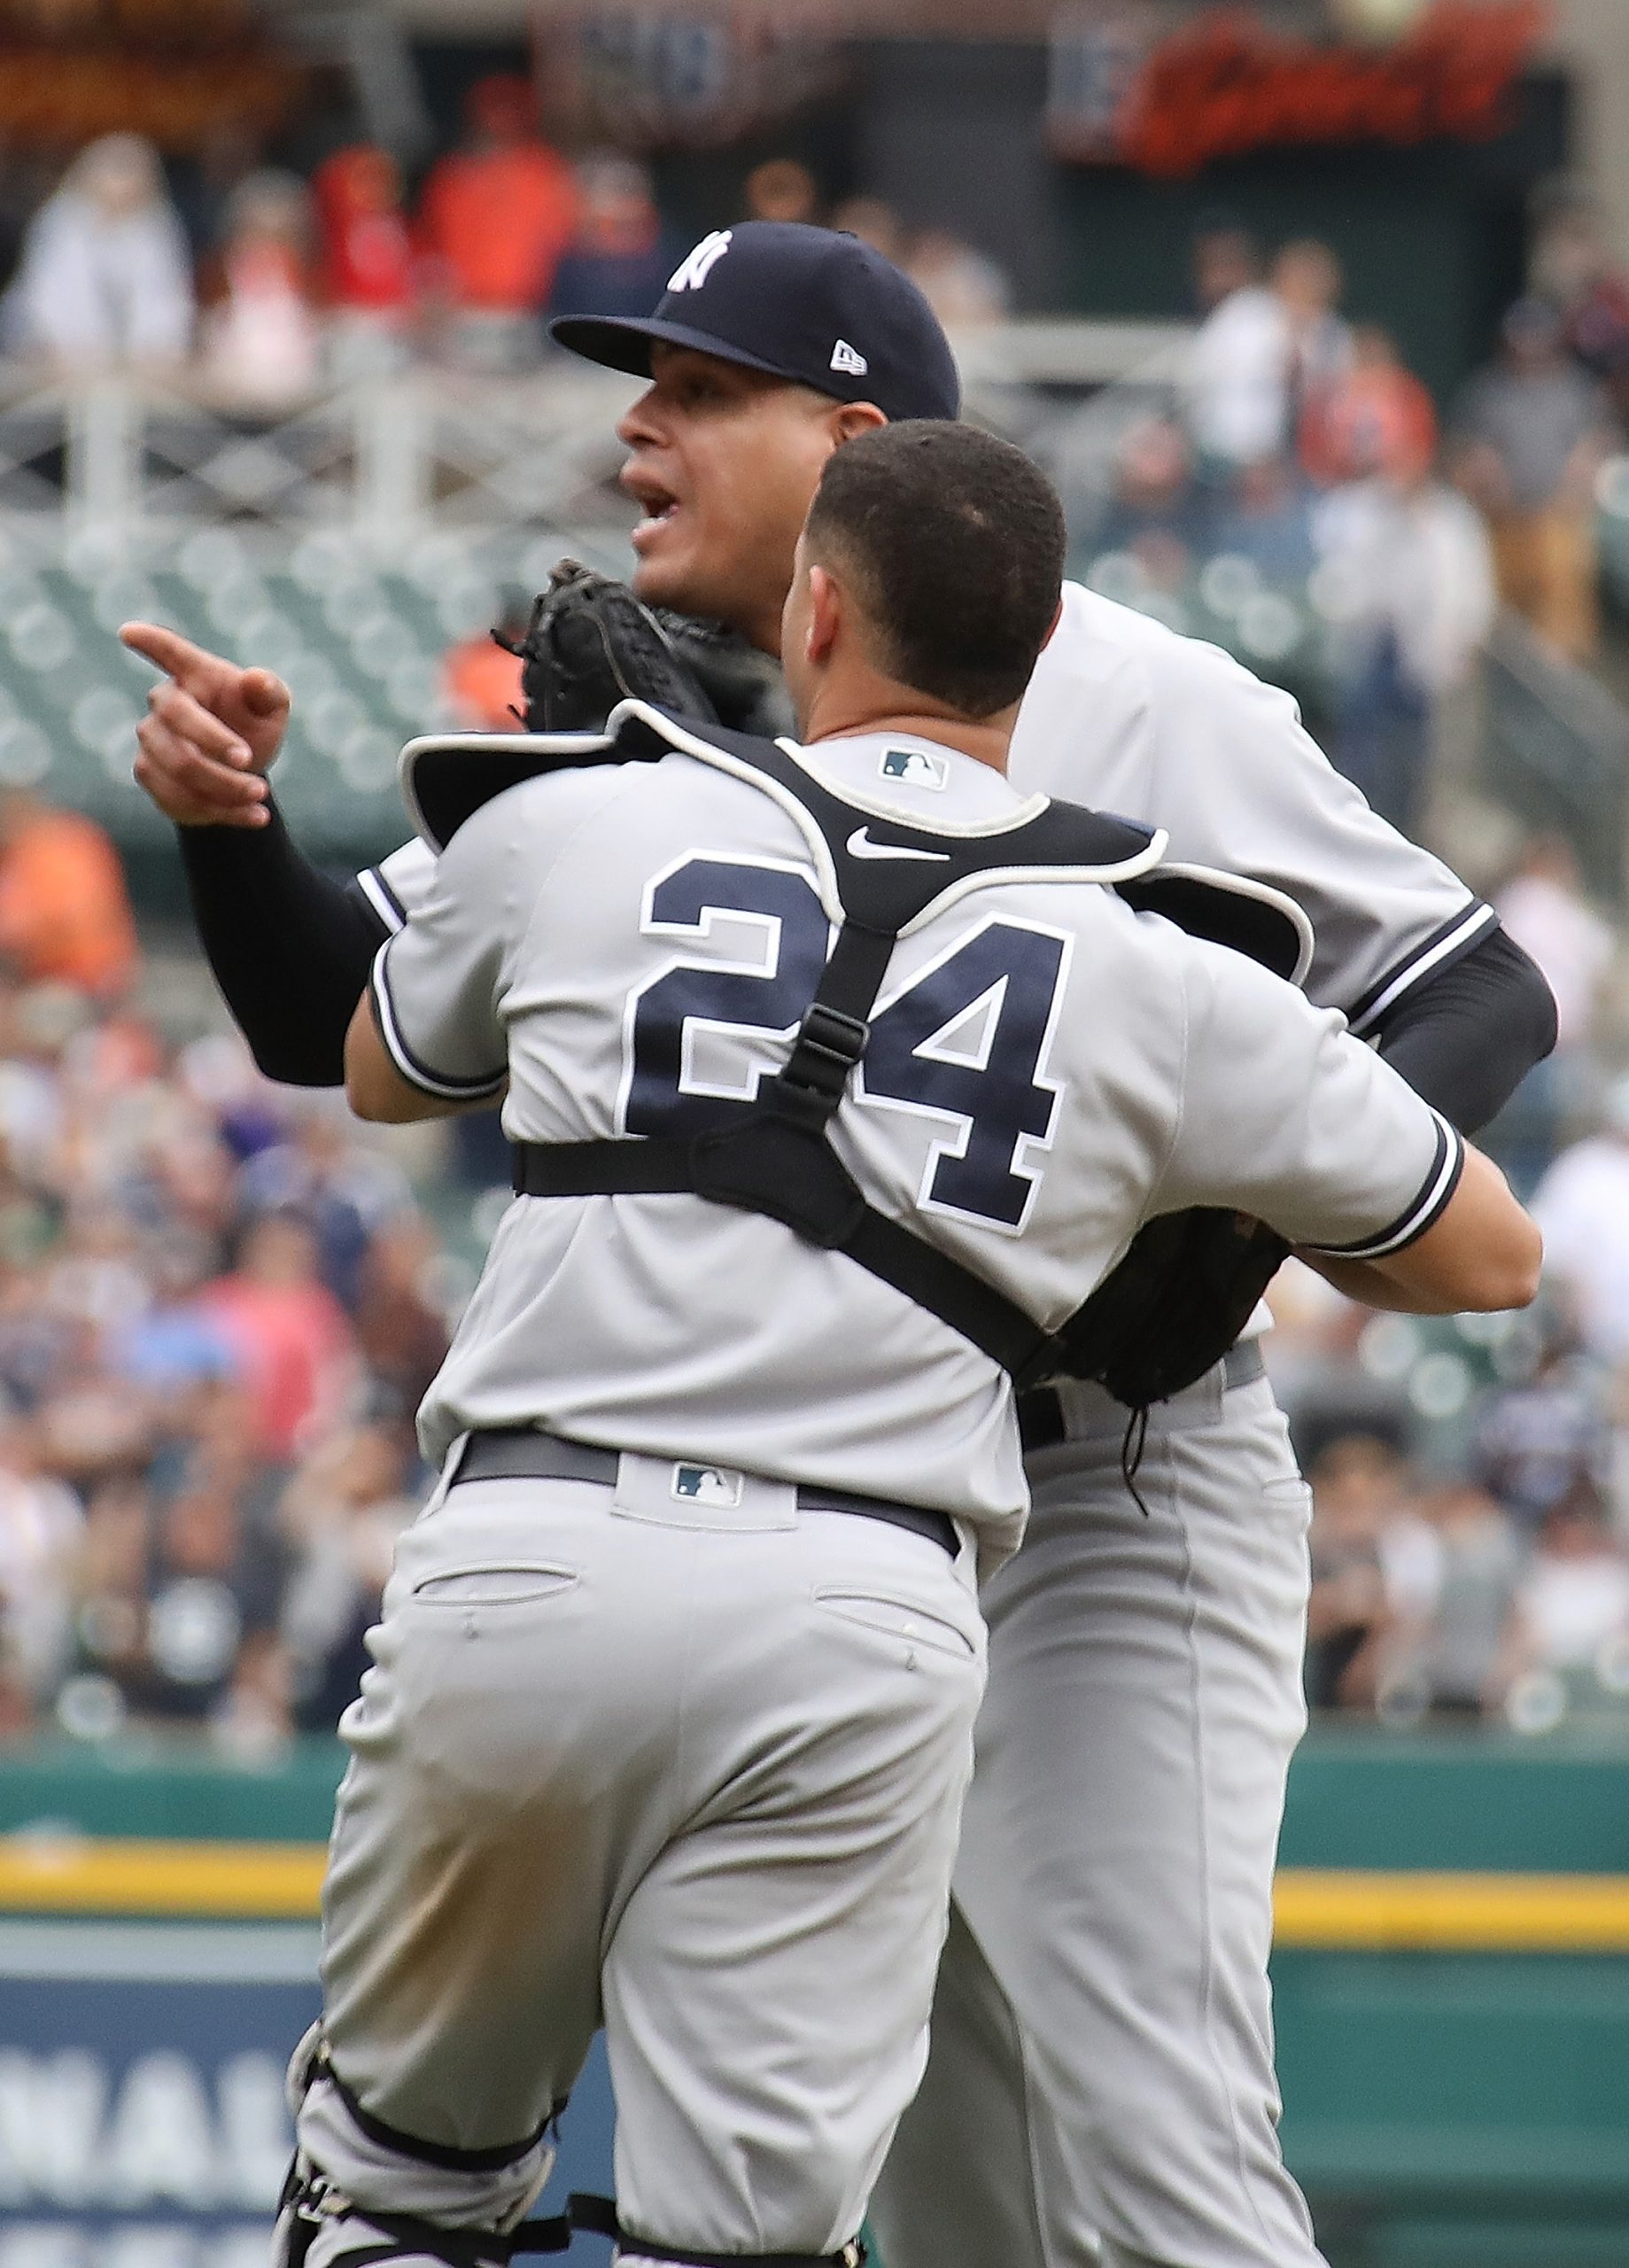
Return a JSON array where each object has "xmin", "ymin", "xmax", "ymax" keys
[
  {"xmin": 1017, "ymin": 1340, "xmax": 1268, "ymax": 1454},
  {"xmin": 452, "ymin": 1428, "xmax": 959, "ymax": 1559}
]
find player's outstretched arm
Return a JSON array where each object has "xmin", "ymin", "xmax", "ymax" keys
[
  {"xmin": 120, "ymin": 621, "xmax": 385, "ymax": 1086},
  {"xmin": 1304, "ymin": 1143, "xmax": 1540, "ymax": 1316}
]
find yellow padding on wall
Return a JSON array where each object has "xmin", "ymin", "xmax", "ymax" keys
[
  {"xmin": 4, "ymin": 1840, "xmax": 1629, "ymax": 1948},
  {"xmin": 0, "ymin": 1834, "xmax": 325, "ymax": 1916},
  {"xmin": 1272, "ymin": 1868, "xmax": 1629, "ymax": 1952}
]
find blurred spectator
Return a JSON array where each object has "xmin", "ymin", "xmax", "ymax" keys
[
  {"xmin": 353, "ymin": 1213, "xmax": 451, "ymax": 1420},
  {"xmin": 1300, "ymin": 325, "xmax": 1438, "ymax": 488},
  {"xmin": 1493, "ymin": 836, "xmax": 1613, "ymax": 1188},
  {"xmin": 1191, "ymin": 216, "xmax": 1261, "ymax": 316},
  {"xmin": 1274, "ymin": 240, "xmax": 1354, "ymax": 458},
  {"xmin": 1529, "ymin": 183, "xmax": 1629, "ymax": 423},
  {"xmin": 1210, "ymin": 456, "xmax": 1316, "ymax": 582},
  {"xmin": 279, "ymin": 1420, "xmax": 416, "ymax": 1733},
  {"xmin": 0, "ymin": 1409, "xmax": 82, "ymax": 1713},
  {"xmin": 1305, "ymin": 1429, "xmax": 1410, "ymax": 1711},
  {"xmin": 906, "ymin": 229, "xmax": 1012, "ymax": 330},
  {"xmin": 1313, "ymin": 442, "xmax": 1496, "ymax": 829},
  {"xmin": 830, "ymin": 196, "xmax": 906, "ymax": 262},
  {"xmin": 1094, "ymin": 415, "xmax": 1211, "ymax": 587},
  {"xmin": 1451, "ymin": 297, "xmax": 1617, "ymax": 661},
  {"xmin": 418, "ymin": 74, "xmax": 579, "ymax": 373},
  {"xmin": 548, "ymin": 151, "xmax": 669, "ymax": 322},
  {"xmin": 198, "ymin": 1213, "xmax": 357, "ymax": 1463},
  {"xmin": 311, "ymin": 144, "xmax": 416, "ymax": 380},
  {"xmin": 1399, "ymin": 1481, "xmax": 1524, "ymax": 1719},
  {"xmin": 1184, "ymin": 233, "xmax": 1350, "ymax": 475},
  {"xmin": 237, "ymin": 1093, "xmax": 410, "ymax": 1312},
  {"xmin": 1472, "ymin": 1311, "xmax": 1610, "ymax": 1537},
  {"xmin": 4, "ymin": 134, "xmax": 193, "ymax": 370},
  {"xmin": 442, "ymin": 597, "xmax": 526, "ymax": 732},
  {"xmin": 1529, "ymin": 1077, "xmax": 1629, "ymax": 1367},
  {"xmin": 0, "ymin": 789, "xmax": 137, "ymax": 998},
  {"xmin": 1515, "ymin": 1483, "xmax": 1629, "ymax": 1673},
  {"xmin": 198, "ymin": 170, "xmax": 321, "ymax": 409},
  {"xmin": 1497, "ymin": 836, "xmax": 1613, "ymax": 1060},
  {"xmin": 743, "ymin": 159, "xmax": 818, "ymax": 227}
]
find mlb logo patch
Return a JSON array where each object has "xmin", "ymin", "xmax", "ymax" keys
[
  {"xmin": 880, "ymin": 747, "xmax": 949, "ymax": 791},
  {"xmin": 671, "ymin": 1462, "xmax": 745, "ymax": 1508}
]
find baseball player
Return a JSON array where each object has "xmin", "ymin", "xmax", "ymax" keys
[
  {"xmin": 278, "ymin": 418, "xmax": 1535, "ymax": 2268},
  {"xmin": 122, "ymin": 226, "xmax": 1558, "ymax": 2268}
]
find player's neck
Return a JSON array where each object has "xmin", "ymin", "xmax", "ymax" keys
[{"xmin": 799, "ymin": 677, "xmax": 1014, "ymax": 775}]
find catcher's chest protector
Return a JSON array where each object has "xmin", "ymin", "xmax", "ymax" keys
[{"xmin": 403, "ymin": 703, "xmax": 1309, "ymax": 1395}]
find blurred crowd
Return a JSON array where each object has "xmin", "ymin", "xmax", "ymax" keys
[
  {"xmin": 0, "ymin": 788, "xmax": 457, "ymax": 1749},
  {"xmin": 0, "ymin": 97, "xmax": 1009, "ymax": 406},
  {"xmin": 1265, "ymin": 813, "xmax": 1629, "ymax": 1732},
  {"xmin": 1087, "ymin": 194, "xmax": 1629, "ymax": 831},
  {"xmin": 0, "ymin": 769, "xmax": 1621, "ymax": 1749}
]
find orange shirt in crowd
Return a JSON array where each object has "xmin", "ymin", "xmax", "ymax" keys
[
  {"xmin": 442, "ymin": 633, "xmax": 524, "ymax": 730},
  {"xmin": 1301, "ymin": 362, "xmax": 1439, "ymax": 485},
  {"xmin": 201, "ymin": 1272, "xmax": 355, "ymax": 1461},
  {"xmin": 418, "ymin": 139, "xmax": 579, "ymax": 315},
  {"xmin": 0, "ymin": 800, "xmax": 138, "ymax": 996},
  {"xmin": 312, "ymin": 146, "xmax": 415, "ymax": 315}
]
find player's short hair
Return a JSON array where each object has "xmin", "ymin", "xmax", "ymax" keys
[{"xmin": 805, "ymin": 421, "xmax": 1066, "ymax": 718}]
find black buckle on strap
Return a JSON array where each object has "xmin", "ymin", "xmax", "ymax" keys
[{"xmin": 781, "ymin": 1003, "xmax": 869, "ymax": 1107}]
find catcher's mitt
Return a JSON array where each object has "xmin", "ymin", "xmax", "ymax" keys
[
  {"xmin": 1051, "ymin": 1208, "xmax": 1290, "ymax": 1408},
  {"xmin": 499, "ymin": 560, "xmax": 793, "ymax": 738}
]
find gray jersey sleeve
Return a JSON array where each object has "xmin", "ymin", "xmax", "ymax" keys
[
  {"xmin": 368, "ymin": 810, "xmax": 515, "ymax": 1103},
  {"xmin": 1141, "ymin": 630, "xmax": 1496, "ymax": 1023},
  {"xmin": 1152, "ymin": 929, "xmax": 1464, "ymax": 1258},
  {"xmin": 1013, "ymin": 589, "xmax": 1495, "ymax": 1023}
]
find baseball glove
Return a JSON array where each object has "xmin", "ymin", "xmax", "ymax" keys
[
  {"xmin": 499, "ymin": 560, "xmax": 793, "ymax": 738},
  {"xmin": 1051, "ymin": 1209, "xmax": 1290, "ymax": 1407}
]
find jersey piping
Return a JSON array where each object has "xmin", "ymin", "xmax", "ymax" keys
[
  {"xmin": 1346, "ymin": 901, "xmax": 1498, "ymax": 1037},
  {"xmin": 355, "ymin": 863, "xmax": 409, "ymax": 936},
  {"xmin": 370, "ymin": 939, "xmax": 507, "ymax": 1101},
  {"xmin": 1302, "ymin": 1111, "xmax": 1464, "ymax": 1259}
]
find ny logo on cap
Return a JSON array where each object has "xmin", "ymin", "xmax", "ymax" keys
[
  {"xmin": 831, "ymin": 338, "xmax": 869, "ymax": 377},
  {"xmin": 668, "ymin": 230, "xmax": 733, "ymax": 293}
]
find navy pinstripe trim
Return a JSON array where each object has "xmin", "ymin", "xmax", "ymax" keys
[
  {"xmin": 356, "ymin": 863, "xmax": 410, "ymax": 936},
  {"xmin": 344, "ymin": 872, "xmax": 395, "ymax": 947},
  {"xmin": 1306, "ymin": 1114, "xmax": 1465, "ymax": 1261},
  {"xmin": 369, "ymin": 944, "xmax": 506, "ymax": 1102},
  {"xmin": 1346, "ymin": 902, "xmax": 1499, "ymax": 1037}
]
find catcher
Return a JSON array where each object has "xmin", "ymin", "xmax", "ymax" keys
[{"xmin": 122, "ymin": 222, "xmax": 1555, "ymax": 2268}]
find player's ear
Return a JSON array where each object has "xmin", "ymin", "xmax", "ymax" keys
[
  {"xmin": 828, "ymin": 400, "xmax": 887, "ymax": 451},
  {"xmin": 805, "ymin": 563, "xmax": 842, "ymax": 667}
]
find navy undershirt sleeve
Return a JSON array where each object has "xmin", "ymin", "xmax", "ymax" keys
[
  {"xmin": 178, "ymin": 804, "xmax": 387, "ymax": 1086},
  {"xmin": 1370, "ymin": 925, "xmax": 1557, "ymax": 1136}
]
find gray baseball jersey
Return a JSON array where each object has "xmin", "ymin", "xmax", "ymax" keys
[
  {"xmin": 370, "ymin": 722, "xmax": 1460, "ymax": 1571},
  {"xmin": 360, "ymin": 582, "xmax": 1494, "ymax": 1034}
]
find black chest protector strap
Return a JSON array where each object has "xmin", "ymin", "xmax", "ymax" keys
[{"xmin": 514, "ymin": 903, "xmax": 1064, "ymax": 1384}]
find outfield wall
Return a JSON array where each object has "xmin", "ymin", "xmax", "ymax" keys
[{"xmin": 1, "ymin": 1730, "xmax": 1626, "ymax": 2268}]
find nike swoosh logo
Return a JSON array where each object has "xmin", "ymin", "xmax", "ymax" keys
[{"xmin": 846, "ymin": 826, "xmax": 951, "ymax": 863}]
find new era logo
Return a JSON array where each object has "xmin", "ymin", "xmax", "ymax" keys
[
  {"xmin": 831, "ymin": 338, "xmax": 869, "ymax": 377},
  {"xmin": 671, "ymin": 1463, "xmax": 744, "ymax": 1508},
  {"xmin": 880, "ymin": 747, "xmax": 949, "ymax": 790},
  {"xmin": 668, "ymin": 230, "xmax": 733, "ymax": 293}
]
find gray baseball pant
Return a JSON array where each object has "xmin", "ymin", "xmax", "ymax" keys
[
  {"xmin": 294, "ymin": 1453, "xmax": 986, "ymax": 2263},
  {"xmin": 869, "ymin": 1363, "xmax": 1329, "ymax": 2268}
]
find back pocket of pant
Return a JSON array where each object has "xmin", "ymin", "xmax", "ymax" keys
[
  {"xmin": 411, "ymin": 1565, "xmax": 580, "ymax": 1606},
  {"xmin": 815, "ymin": 1588, "xmax": 981, "ymax": 1662}
]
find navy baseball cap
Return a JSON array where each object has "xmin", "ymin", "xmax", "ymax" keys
[{"xmin": 549, "ymin": 220, "xmax": 961, "ymax": 423}]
